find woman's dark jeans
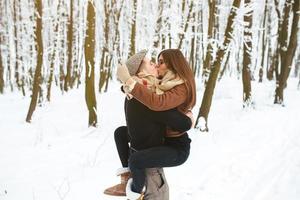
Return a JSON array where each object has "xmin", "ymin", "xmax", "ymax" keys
[
  {"xmin": 114, "ymin": 126, "xmax": 130, "ymax": 167},
  {"xmin": 129, "ymin": 133, "xmax": 191, "ymax": 193}
]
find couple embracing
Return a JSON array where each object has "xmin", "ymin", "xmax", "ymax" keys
[{"xmin": 104, "ymin": 49, "xmax": 196, "ymax": 200}]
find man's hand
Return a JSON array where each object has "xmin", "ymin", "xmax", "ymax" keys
[{"xmin": 116, "ymin": 63, "xmax": 131, "ymax": 84}]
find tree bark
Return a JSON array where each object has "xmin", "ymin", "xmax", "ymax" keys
[
  {"xmin": 259, "ymin": 0, "xmax": 268, "ymax": 82},
  {"xmin": 0, "ymin": 36, "xmax": 3, "ymax": 94},
  {"xmin": 189, "ymin": 11, "xmax": 196, "ymax": 73},
  {"xmin": 26, "ymin": 0, "xmax": 43, "ymax": 122},
  {"xmin": 274, "ymin": 0, "xmax": 299, "ymax": 104},
  {"xmin": 195, "ymin": 0, "xmax": 241, "ymax": 131},
  {"xmin": 47, "ymin": 2, "xmax": 60, "ymax": 102},
  {"xmin": 242, "ymin": 0, "xmax": 253, "ymax": 106},
  {"xmin": 202, "ymin": 0, "xmax": 216, "ymax": 81},
  {"xmin": 152, "ymin": 0, "xmax": 164, "ymax": 60},
  {"xmin": 85, "ymin": 0, "xmax": 97, "ymax": 127},
  {"xmin": 178, "ymin": 0, "xmax": 194, "ymax": 49},
  {"xmin": 129, "ymin": 0, "xmax": 137, "ymax": 57},
  {"xmin": 64, "ymin": 0, "xmax": 74, "ymax": 91},
  {"xmin": 0, "ymin": 2, "xmax": 3, "ymax": 94},
  {"xmin": 13, "ymin": 0, "xmax": 21, "ymax": 89}
]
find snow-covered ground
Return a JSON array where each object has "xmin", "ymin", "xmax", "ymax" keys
[{"xmin": 1, "ymin": 78, "xmax": 300, "ymax": 200}]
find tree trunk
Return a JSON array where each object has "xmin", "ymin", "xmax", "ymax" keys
[
  {"xmin": 85, "ymin": 0, "xmax": 97, "ymax": 127},
  {"xmin": 26, "ymin": 0, "xmax": 43, "ymax": 123},
  {"xmin": 99, "ymin": 0, "xmax": 124, "ymax": 93},
  {"xmin": 189, "ymin": 11, "xmax": 196, "ymax": 73},
  {"xmin": 195, "ymin": 0, "xmax": 241, "ymax": 131},
  {"xmin": 129, "ymin": 0, "xmax": 137, "ymax": 57},
  {"xmin": 272, "ymin": 0, "xmax": 292, "ymax": 87},
  {"xmin": 0, "ymin": 1, "xmax": 4, "ymax": 93},
  {"xmin": 242, "ymin": 0, "xmax": 253, "ymax": 107},
  {"xmin": 152, "ymin": 0, "xmax": 163, "ymax": 60},
  {"xmin": 294, "ymin": 52, "xmax": 300, "ymax": 77},
  {"xmin": 13, "ymin": 0, "xmax": 21, "ymax": 89},
  {"xmin": 0, "ymin": 36, "xmax": 3, "ymax": 94},
  {"xmin": 218, "ymin": 51, "xmax": 231, "ymax": 81},
  {"xmin": 64, "ymin": 0, "xmax": 74, "ymax": 91},
  {"xmin": 99, "ymin": 0, "xmax": 110, "ymax": 93},
  {"xmin": 47, "ymin": 26, "xmax": 58, "ymax": 101},
  {"xmin": 259, "ymin": 0, "xmax": 268, "ymax": 82},
  {"xmin": 202, "ymin": 0, "xmax": 216, "ymax": 82},
  {"xmin": 274, "ymin": 0, "xmax": 299, "ymax": 104},
  {"xmin": 178, "ymin": 0, "xmax": 194, "ymax": 49}
]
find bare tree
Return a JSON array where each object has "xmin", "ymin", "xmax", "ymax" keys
[
  {"xmin": 178, "ymin": 0, "xmax": 194, "ymax": 49},
  {"xmin": 64, "ymin": 0, "xmax": 74, "ymax": 92},
  {"xmin": 13, "ymin": 0, "xmax": 21, "ymax": 90},
  {"xmin": 85, "ymin": 0, "xmax": 97, "ymax": 127},
  {"xmin": 270, "ymin": 0, "xmax": 293, "ymax": 83},
  {"xmin": 189, "ymin": 10, "xmax": 196, "ymax": 72},
  {"xmin": 129, "ymin": 0, "xmax": 137, "ymax": 57},
  {"xmin": 242, "ymin": 0, "xmax": 253, "ymax": 107},
  {"xmin": 26, "ymin": 0, "xmax": 43, "ymax": 122},
  {"xmin": 274, "ymin": 0, "xmax": 299, "ymax": 104},
  {"xmin": 151, "ymin": 0, "xmax": 164, "ymax": 60},
  {"xmin": 202, "ymin": 0, "xmax": 217, "ymax": 82},
  {"xmin": 195, "ymin": 0, "xmax": 242, "ymax": 131},
  {"xmin": 47, "ymin": 1, "xmax": 61, "ymax": 101},
  {"xmin": 0, "ymin": 1, "xmax": 3, "ymax": 94},
  {"xmin": 0, "ymin": 36, "xmax": 3, "ymax": 94},
  {"xmin": 99, "ymin": 0, "xmax": 124, "ymax": 93},
  {"xmin": 259, "ymin": 0, "xmax": 269, "ymax": 82}
]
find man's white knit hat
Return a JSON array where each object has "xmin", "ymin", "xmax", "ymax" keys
[{"xmin": 125, "ymin": 50, "xmax": 148, "ymax": 76}]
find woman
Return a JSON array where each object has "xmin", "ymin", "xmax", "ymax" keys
[
  {"xmin": 104, "ymin": 50, "xmax": 193, "ymax": 199},
  {"xmin": 117, "ymin": 49, "xmax": 196, "ymax": 200}
]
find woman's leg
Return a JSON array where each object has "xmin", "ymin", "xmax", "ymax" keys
[
  {"xmin": 128, "ymin": 145, "xmax": 190, "ymax": 193},
  {"xmin": 114, "ymin": 126, "xmax": 131, "ymax": 167},
  {"xmin": 104, "ymin": 126, "xmax": 131, "ymax": 196}
]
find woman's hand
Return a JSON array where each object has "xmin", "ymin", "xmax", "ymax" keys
[
  {"xmin": 186, "ymin": 110, "xmax": 195, "ymax": 128},
  {"xmin": 116, "ymin": 63, "xmax": 131, "ymax": 84}
]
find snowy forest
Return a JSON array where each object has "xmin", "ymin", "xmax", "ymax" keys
[
  {"xmin": 0, "ymin": 0, "xmax": 300, "ymax": 199},
  {"xmin": 0, "ymin": 0, "xmax": 299, "ymax": 129}
]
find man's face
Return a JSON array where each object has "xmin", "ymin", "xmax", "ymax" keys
[
  {"xmin": 156, "ymin": 55, "xmax": 168, "ymax": 77},
  {"xmin": 139, "ymin": 58, "xmax": 158, "ymax": 77}
]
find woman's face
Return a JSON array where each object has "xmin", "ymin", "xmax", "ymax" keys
[
  {"xmin": 156, "ymin": 55, "xmax": 168, "ymax": 77},
  {"xmin": 139, "ymin": 58, "xmax": 158, "ymax": 77}
]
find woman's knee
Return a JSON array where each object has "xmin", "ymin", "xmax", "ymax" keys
[{"xmin": 114, "ymin": 126, "xmax": 128, "ymax": 141}]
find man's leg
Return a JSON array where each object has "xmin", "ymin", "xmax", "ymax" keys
[{"xmin": 144, "ymin": 168, "xmax": 169, "ymax": 200}]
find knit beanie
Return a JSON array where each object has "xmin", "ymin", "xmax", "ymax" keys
[{"xmin": 125, "ymin": 49, "xmax": 148, "ymax": 76}]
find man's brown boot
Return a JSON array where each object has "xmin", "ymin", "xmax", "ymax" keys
[{"xmin": 104, "ymin": 171, "xmax": 131, "ymax": 196}]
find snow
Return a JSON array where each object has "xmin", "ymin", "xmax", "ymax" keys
[{"xmin": 1, "ymin": 78, "xmax": 300, "ymax": 200}]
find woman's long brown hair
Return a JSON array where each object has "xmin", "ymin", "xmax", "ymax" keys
[{"xmin": 158, "ymin": 49, "xmax": 196, "ymax": 111}]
